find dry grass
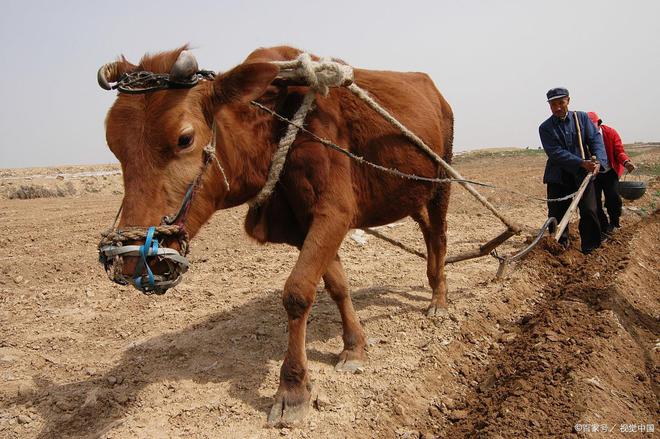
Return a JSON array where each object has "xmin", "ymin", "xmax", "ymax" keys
[{"xmin": 8, "ymin": 181, "xmax": 76, "ymax": 200}]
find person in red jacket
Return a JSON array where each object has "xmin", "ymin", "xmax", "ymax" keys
[{"xmin": 587, "ymin": 112, "xmax": 636, "ymax": 234}]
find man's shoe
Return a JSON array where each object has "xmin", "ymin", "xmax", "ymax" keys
[
  {"xmin": 606, "ymin": 224, "xmax": 616, "ymax": 234},
  {"xmin": 600, "ymin": 223, "xmax": 613, "ymax": 236},
  {"xmin": 559, "ymin": 239, "xmax": 570, "ymax": 250},
  {"xmin": 582, "ymin": 247, "xmax": 597, "ymax": 255}
]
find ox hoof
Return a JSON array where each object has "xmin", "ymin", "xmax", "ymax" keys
[
  {"xmin": 334, "ymin": 349, "xmax": 367, "ymax": 373},
  {"xmin": 426, "ymin": 304, "xmax": 448, "ymax": 318},
  {"xmin": 267, "ymin": 384, "xmax": 313, "ymax": 427}
]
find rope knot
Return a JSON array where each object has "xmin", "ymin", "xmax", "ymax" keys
[{"xmin": 287, "ymin": 53, "xmax": 354, "ymax": 96}]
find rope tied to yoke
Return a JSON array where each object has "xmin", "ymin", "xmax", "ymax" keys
[
  {"xmin": 250, "ymin": 54, "xmax": 577, "ymax": 216},
  {"xmin": 249, "ymin": 53, "xmax": 354, "ymax": 208},
  {"xmin": 250, "ymin": 101, "xmax": 579, "ymax": 204},
  {"xmin": 272, "ymin": 53, "xmax": 354, "ymax": 96}
]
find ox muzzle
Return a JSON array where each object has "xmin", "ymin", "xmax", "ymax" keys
[{"xmin": 99, "ymin": 225, "xmax": 190, "ymax": 294}]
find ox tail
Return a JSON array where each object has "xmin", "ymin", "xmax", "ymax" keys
[
  {"xmin": 431, "ymin": 101, "xmax": 453, "ymax": 202},
  {"xmin": 444, "ymin": 113, "xmax": 454, "ymax": 166}
]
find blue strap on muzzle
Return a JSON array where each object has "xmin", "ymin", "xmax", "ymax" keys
[{"xmin": 134, "ymin": 226, "xmax": 158, "ymax": 291}]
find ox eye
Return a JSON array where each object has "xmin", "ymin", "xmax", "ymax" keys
[{"xmin": 177, "ymin": 133, "xmax": 194, "ymax": 149}]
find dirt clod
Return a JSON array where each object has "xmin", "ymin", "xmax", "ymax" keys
[{"xmin": 17, "ymin": 414, "xmax": 32, "ymax": 424}]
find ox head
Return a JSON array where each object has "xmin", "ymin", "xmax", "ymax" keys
[{"xmin": 98, "ymin": 46, "xmax": 280, "ymax": 293}]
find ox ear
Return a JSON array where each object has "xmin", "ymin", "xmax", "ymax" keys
[{"xmin": 214, "ymin": 62, "xmax": 280, "ymax": 103}]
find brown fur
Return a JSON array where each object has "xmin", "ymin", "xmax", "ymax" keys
[{"xmin": 103, "ymin": 46, "xmax": 453, "ymax": 423}]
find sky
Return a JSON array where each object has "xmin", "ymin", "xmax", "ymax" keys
[{"xmin": 0, "ymin": 0, "xmax": 658, "ymax": 168}]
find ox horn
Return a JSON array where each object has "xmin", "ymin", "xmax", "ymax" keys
[
  {"xmin": 97, "ymin": 61, "xmax": 122, "ymax": 90},
  {"xmin": 170, "ymin": 50, "xmax": 199, "ymax": 81}
]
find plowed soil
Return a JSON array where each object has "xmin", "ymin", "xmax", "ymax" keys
[{"xmin": 1, "ymin": 147, "xmax": 658, "ymax": 438}]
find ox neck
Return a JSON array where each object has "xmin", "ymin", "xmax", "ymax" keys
[{"xmin": 214, "ymin": 110, "xmax": 280, "ymax": 209}]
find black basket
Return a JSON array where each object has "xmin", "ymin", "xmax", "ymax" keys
[{"xmin": 617, "ymin": 180, "xmax": 646, "ymax": 200}]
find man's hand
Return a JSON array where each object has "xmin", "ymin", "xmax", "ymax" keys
[
  {"xmin": 624, "ymin": 160, "xmax": 636, "ymax": 172},
  {"xmin": 580, "ymin": 160, "xmax": 599, "ymax": 174}
]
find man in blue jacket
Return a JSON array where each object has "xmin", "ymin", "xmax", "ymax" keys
[{"xmin": 539, "ymin": 87, "xmax": 609, "ymax": 254}]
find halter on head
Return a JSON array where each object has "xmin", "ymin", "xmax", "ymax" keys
[{"xmin": 97, "ymin": 50, "xmax": 223, "ymax": 294}]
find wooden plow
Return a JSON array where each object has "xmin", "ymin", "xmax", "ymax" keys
[{"xmin": 265, "ymin": 54, "xmax": 584, "ymax": 276}]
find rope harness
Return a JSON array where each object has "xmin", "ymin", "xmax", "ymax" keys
[
  {"xmin": 250, "ymin": 54, "xmax": 579, "ymax": 209},
  {"xmin": 250, "ymin": 100, "xmax": 578, "ymax": 204},
  {"xmin": 98, "ymin": 52, "xmax": 578, "ymax": 294}
]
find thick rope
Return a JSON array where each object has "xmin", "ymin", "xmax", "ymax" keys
[
  {"xmin": 249, "ymin": 54, "xmax": 524, "ymax": 232},
  {"xmin": 249, "ymin": 91, "xmax": 316, "ymax": 208},
  {"xmin": 347, "ymin": 83, "xmax": 442, "ymax": 166},
  {"xmin": 270, "ymin": 53, "xmax": 354, "ymax": 96},
  {"xmin": 249, "ymin": 53, "xmax": 353, "ymax": 208},
  {"xmin": 346, "ymin": 82, "xmax": 519, "ymax": 231},
  {"xmin": 100, "ymin": 224, "xmax": 183, "ymax": 245},
  {"xmin": 250, "ymin": 101, "xmax": 579, "ymax": 204}
]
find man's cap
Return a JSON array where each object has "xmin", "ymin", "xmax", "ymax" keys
[
  {"xmin": 587, "ymin": 111, "xmax": 602, "ymax": 126},
  {"xmin": 546, "ymin": 87, "xmax": 569, "ymax": 102}
]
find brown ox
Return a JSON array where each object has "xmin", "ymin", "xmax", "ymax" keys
[{"xmin": 100, "ymin": 45, "xmax": 453, "ymax": 425}]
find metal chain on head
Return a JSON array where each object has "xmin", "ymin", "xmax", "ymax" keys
[{"xmin": 114, "ymin": 70, "xmax": 216, "ymax": 94}]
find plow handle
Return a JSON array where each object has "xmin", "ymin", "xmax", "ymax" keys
[{"xmin": 553, "ymin": 161, "xmax": 599, "ymax": 241}]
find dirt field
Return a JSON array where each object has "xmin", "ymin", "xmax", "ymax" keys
[{"xmin": 1, "ymin": 146, "xmax": 658, "ymax": 438}]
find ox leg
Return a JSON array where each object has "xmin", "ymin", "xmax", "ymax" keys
[
  {"xmin": 324, "ymin": 255, "xmax": 368, "ymax": 373},
  {"xmin": 413, "ymin": 188, "xmax": 450, "ymax": 317},
  {"xmin": 267, "ymin": 211, "xmax": 349, "ymax": 426}
]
